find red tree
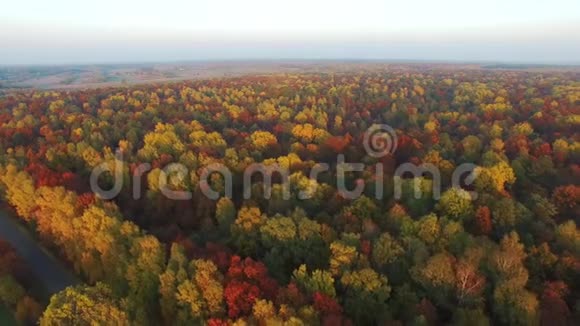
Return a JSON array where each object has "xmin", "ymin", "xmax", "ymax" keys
[
  {"xmin": 474, "ymin": 206, "xmax": 492, "ymax": 235},
  {"xmin": 540, "ymin": 281, "xmax": 570, "ymax": 326},
  {"xmin": 224, "ymin": 256, "xmax": 278, "ymax": 318}
]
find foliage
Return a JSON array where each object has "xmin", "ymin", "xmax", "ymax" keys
[{"xmin": 0, "ymin": 68, "xmax": 577, "ymax": 325}]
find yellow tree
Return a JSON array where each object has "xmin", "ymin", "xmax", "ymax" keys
[
  {"xmin": 329, "ymin": 241, "xmax": 358, "ymax": 276},
  {"xmin": 125, "ymin": 235, "xmax": 165, "ymax": 323},
  {"xmin": 0, "ymin": 165, "xmax": 36, "ymax": 221},
  {"xmin": 138, "ymin": 123, "xmax": 185, "ymax": 161},
  {"xmin": 159, "ymin": 244, "xmax": 225, "ymax": 324},
  {"xmin": 72, "ymin": 205, "xmax": 131, "ymax": 287},
  {"xmin": 249, "ymin": 131, "xmax": 277, "ymax": 151},
  {"xmin": 475, "ymin": 161, "xmax": 516, "ymax": 194},
  {"xmin": 34, "ymin": 186, "xmax": 80, "ymax": 247},
  {"xmin": 40, "ymin": 283, "xmax": 130, "ymax": 326}
]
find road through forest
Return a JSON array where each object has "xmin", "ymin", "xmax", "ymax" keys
[{"xmin": 0, "ymin": 208, "xmax": 79, "ymax": 298}]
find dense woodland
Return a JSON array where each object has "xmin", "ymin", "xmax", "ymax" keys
[{"xmin": 0, "ymin": 67, "xmax": 578, "ymax": 325}]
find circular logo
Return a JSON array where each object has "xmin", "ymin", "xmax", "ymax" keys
[{"xmin": 363, "ymin": 124, "xmax": 398, "ymax": 158}]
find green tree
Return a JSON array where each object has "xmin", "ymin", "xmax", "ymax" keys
[
  {"xmin": 292, "ymin": 264, "xmax": 336, "ymax": 297},
  {"xmin": 215, "ymin": 197, "xmax": 236, "ymax": 233},
  {"xmin": 493, "ymin": 283, "xmax": 539, "ymax": 326},
  {"xmin": 452, "ymin": 308, "xmax": 490, "ymax": 326},
  {"xmin": 436, "ymin": 187, "xmax": 474, "ymax": 221},
  {"xmin": 125, "ymin": 236, "xmax": 165, "ymax": 323},
  {"xmin": 40, "ymin": 283, "xmax": 130, "ymax": 326},
  {"xmin": 0, "ymin": 275, "xmax": 24, "ymax": 306},
  {"xmin": 372, "ymin": 232, "xmax": 404, "ymax": 269},
  {"xmin": 340, "ymin": 268, "xmax": 391, "ymax": 324},
  {"xmin": 413, "ymin": 252, "xmax": 456, "ymax": 306},
  {"xmin": 555, "ymin": 221, "xmax": 580, "ymax": 255}
]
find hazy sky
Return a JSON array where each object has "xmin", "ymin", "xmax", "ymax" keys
[{"xmin": 2, "ymin": 0, "xmax": 580, "ymax": 65}]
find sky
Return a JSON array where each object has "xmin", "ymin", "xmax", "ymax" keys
[{"xmin": 2, "ymin": 0, "xmax": 580, "ymax": 65}]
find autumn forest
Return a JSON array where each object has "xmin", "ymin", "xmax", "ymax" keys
[{"xmin": 0, "ymin": 65, "xmax": 578, "ymax": 325}]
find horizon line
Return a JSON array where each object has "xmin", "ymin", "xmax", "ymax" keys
[{"xmin": 2, "ymin": 58, "xmax": 580, "ymax": 68}]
